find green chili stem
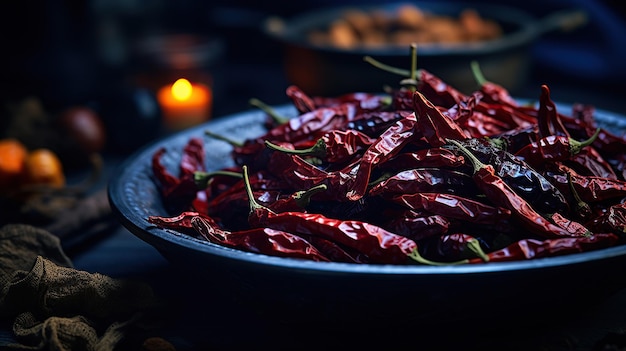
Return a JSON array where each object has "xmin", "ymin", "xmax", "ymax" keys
[
  {"xmin": 292, "ymin": 184, "xmax": 328, "ymax": 208},
  {"xmin": 242, "ymin": 165, "xmax": 270, "ymax": 214},
  {"xmin": 264, "ymin": 139, "xmax": 327, "ymax": 159},
  {"xmin": 363, "ymin": 56, "xmax": 411, "ymax": 76},
  {"xmin": 408, "ymin": 249, "xmax": 469, "ymax": 266},
  {"xmin": 446, "ymin": 139, "xmax": 484, "ymax": 173},
  {"xmin": 470, "ymin": 60, "xmax": 487, "ymax": 87},
  {"xmin": 467, "ymin": 239, "xmax": 489, "ymax": 262},
  {"xmin": 569, "ymin": 128, "xmax": 601, "ymax": 155},
  {"xmin": 194, "ymin": 170, "xmax": 243, "ymax": 189},
  {"xmin": 204, "ymin": 130, "xmax": 244, "ymax": 147},
  {"xmin": 249, "ymin": 98, "xmax": 290, "ymax": 125},
  {"xmin": 567, "ymin": 171, "xmax": 591, "ymax": 218}
]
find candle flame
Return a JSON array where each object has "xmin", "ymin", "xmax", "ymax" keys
[{"xmin": 171, "ymin": 78, "xmax": 193, "ymax": 101}]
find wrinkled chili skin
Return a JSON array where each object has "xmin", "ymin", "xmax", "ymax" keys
[
  {"xmin": 152, "ymin": 146, "xmax": 202, "ymax": 213},
  {"xmin": 299, "ymin": 234, "xmax": 371, "ymax": 263},
  {"xmin": 191, "ymin": 216, "xmax": 331, "ymax": 262},
  {"xmin": 413, "ymin": 91, "xmax": 468, "ymax": 147},
  {"xmin": 266, "ymin": 151, "xmax": 360, "ymax": 202},
  {"xmin": 479, "ymin": 81, "xmax": 519, "ymax": 107},
  {"xmin": 417, "ymin": 69, "xmax": 468, "ymax": 108},
  {"xmin": 449, "ymin": 139, "xmax": 587, "ymax": 238},
  {"xmin": 537, "ymin": 84, "xmax": 570, "ymax": 139},
  {"xmin": 346, "ymin": 112, "xmax": 420, "ymax": 201},
  {"xmin": 249, "ymin": 209, "xmax": 418, "ymax": 265},
  {"xmin": 382, "ymin": 209, "xmax": 450, "ymax": 241},
  {"xmin": 377, "ymin": 147, "xmax": 465, "ymax": 172},
  {"xmin": 285, "ymin": 85, "xmax": 317, "ymax": 113},
  {"xmin": 344, "ymin": 111, "xmax": 409, "ymax": 138},
  {"xmin": 389, "ymin": 192, "xmax": 512, "ymax": 225},
  {"xmin": 368, "ymin": 168, "xmax": 478, "ymax": 198},
  {"xmin": 467, "ymin": 233, "xmax": 619, "ymax": 263},
  {"xmin": 515, "ymin": 135, "xmax": 578, "ymax": 167},
  {"xmin": 435, "ymin": 233, "xmax": 484, "ymax": 261},
  {"xmin": 262, "ymin": 103, "xmax": 359, "ymax": 144},
  {"xmin": 148, "ymin": 211, "xmax": 215, "ymax": 231},
  {"xmin": 457, "ymin": 138, "xmax": 570, "ymax": 215},
  {"xmin": 586, "ymin": 202, "xmax": 626, "ymax": 236},
  {"xmin": 544, "ymin": 163, "xmax": 626, "ymax": 203}
]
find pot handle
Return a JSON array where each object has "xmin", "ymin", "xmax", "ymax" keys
[{"xmin": 533, "ymin": 9, "xmax": 588, "ymax": 37}]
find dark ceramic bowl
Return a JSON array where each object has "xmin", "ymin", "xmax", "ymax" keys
[
  {"xmin": 108, "ymin": 100, "xmax": 626, "ymax": 331},
  {"xmin": 263, "ymin": 2, "xmax": 587, "ymax": 96}
]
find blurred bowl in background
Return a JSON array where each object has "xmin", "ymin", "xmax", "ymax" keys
[{"xmin": 264, "ymin": 1, "xmax": 587, "ymax": 96}]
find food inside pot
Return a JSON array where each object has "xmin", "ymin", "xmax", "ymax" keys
[{"xmin": 307, "ymin": 4, "xmax": 503, "ymax": 49}]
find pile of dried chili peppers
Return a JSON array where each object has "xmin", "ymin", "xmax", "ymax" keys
[{"xmin": 147, "ymin": 53, "xmax": 626, "ymax": 265}]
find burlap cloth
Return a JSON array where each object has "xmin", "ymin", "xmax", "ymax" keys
[{"xmin": 0, "ymin": 223, "xmax": 167, "ymax": 351}]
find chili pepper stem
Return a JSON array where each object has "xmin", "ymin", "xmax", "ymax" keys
[
  {"xmin": 204, "ymin": 130, "xmax": 244, "ymax": 147},
  {"xmin": 264, "ymin": 139, "xmax": 327, "ymax": 159},
  {"xmin": 446, "ymin": 139, "xmax": 483, "ymax": 173},
  {"xmin": 407, "ymin": 249, "xmax": 469, "ymax": 265},
  {"xmin": 242, "ymin": 165, "xmax": 274, "ymax": 214},
  {"xmin": 194, "ymin": 170, "xmax": 243, "ymax": 189},
  {"xmin": 567, "ymin": 171, "xmax": 592, "ymax": 219},
  {"xmin": 569, "ymin": 128, "xmax": 601, "ymax": 155},
  {"xmin": 292, "ymin": 183, "xmax": 328, "ymax": 208},
  {"xmin": 467, "ymin": 239, "xmax": 490, "ymax": 262},
  {"xmin": 363, "ymin": 56, "xmax": 411, "ymax": 77},
  {"xmin": 470, "ymin": 60, "xmax": 487, "ymax": 87},
  {"xmin": 249, "ymin": 98, "xmax": 290, "ymax": 125}
]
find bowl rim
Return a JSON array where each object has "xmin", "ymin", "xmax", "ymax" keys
[{"xmin": 108, "ymin": 100, "xmax": 626, "ymax": 277}]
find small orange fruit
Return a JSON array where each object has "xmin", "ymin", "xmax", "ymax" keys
[
  {"xmin": 0, "ymin": 138, "xmax": 28, "ymax": 189},
  {"xmin": 22, "ymin": 148, "xmax": 66, "ymax": 188}
]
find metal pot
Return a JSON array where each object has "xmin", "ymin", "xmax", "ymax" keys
[{"xmin": 263, "ymin": 2, "xmax": 587, "ymax": 96}]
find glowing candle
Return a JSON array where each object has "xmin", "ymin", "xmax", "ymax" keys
[{"xmin": 157, "ymin": 78, "xmax": 212, "ymax": 130}]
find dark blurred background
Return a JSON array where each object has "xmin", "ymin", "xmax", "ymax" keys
[{"xmin": 1, "ymin": 0, "xmax": 625, "ymax": 154}]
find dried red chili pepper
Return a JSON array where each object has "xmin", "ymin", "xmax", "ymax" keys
[
  {"xmin": 467, "ymin": 233, "xmax": 619, "ymax": 263},
  {"xmin": 456, "ymin": 137, "xmax": 570, "ymax": 215},
  {"xmin": 549, "ymin": 212, "xmax": 592, "ymax": 237},
  {"xmin": 368, "ymin": 168, "xmax": 478, "ymax": 198},
  {"xmin": 378, "ymin": 147, "xmax": 466, "ymax": 172},
  {"xmin": 148, "ymin": 211, "xmax": 214, "ymax": 232},
  {"xmin": 389, "ymin": 192, "xmax": 512, "ymax": 225},
  {"xmin": 265, "ymin": 112, "xmax": 420, "ymax": 201},
  {"xmin": 567, "ymin": 146, "xmax": 617, "ymax": 179},
  {"xmin": 265, "ymin": 150, "xmax": 352, "ymax": 201},
  {"xmin": 344, "ymin": 111, "xmax": 410, "ymax": 138},
  {"xmin": 447, "ymin": 139, "xmax": 590, "ymax": 238},
  {"xmin": 417, "ymin": 69, "xmax": 468, "ymax": 108},
  {"xmin": 312, "ymin": 91, "xmax": 390, "ymax": 112},
  {"xmin": 586, "ymin": 202, "xmax": 626, "ymax": 236},
  {"xmin": 413, "ymin": 91, "xmax": 468, "ymax": 147},
  {"xmin": 537, "ymin": 84, "xmax": 570, "ymax": 138},
  {"xmin": 203, "ymin": 130, "xmax": 279, "ymax": 170},
  {"xmin": 544, "ymin": 163, "xmax": 626, "ymax": 203},
  {"xmin": 190, "ymin": 216, "xmax": 331, "ymax": 262},
  {"xmin": 265, "ymin": 184, "xmax": 327, "ymax": 213},
  {"xmin": 435, "ymin": 233, "xmax": 490, "ymax": 262},
  {"xmin": 382, "ymin": 209, "xmax": 450, "ymax": 241},
  {"xmin": 514, "ymin": 128, "xmax": 600, "ymax": 168},
  {"xmin": 285, "ymin": 85, "xmax": 317, "ymax": 114},
  {"xmin": 152, "ymin": 138, "xmax": 206, "ymax": 213},
  {"xmin": 346, "ymin": 111, "xmax": 421, "ymax": 200},
  {"xmin": 470, "ymin": 60, "xmax": 519, "ymax": 108},
  {"xmin": 262, "ymin": 103, "xmax": 359, "ymax": 144},
  {"xmin": 298, "ymin": 233, "xmax": 371, "ymax": 263},
  {"xmin": 242, "ymin": 165, "xmax": 463, "ymax": 265},
  {"xmin": 264, "ymin": 129, "xmax": 375, "ymax": 165}
]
